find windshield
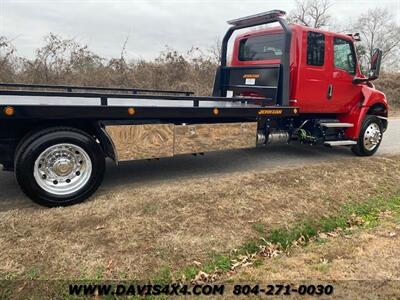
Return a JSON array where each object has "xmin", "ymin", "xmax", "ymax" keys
[{"xmin": 239, "ymin": 33, "xmax": 284, "ymax": 61}]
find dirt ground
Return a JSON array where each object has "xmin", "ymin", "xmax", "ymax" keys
[{"xmin": 0, "ymin": 155, "xmax": 399, "ymax": 282}]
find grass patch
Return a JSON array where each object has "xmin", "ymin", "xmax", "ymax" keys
[
  {"xmin": 362, "ymin": 214, "xmax": 380, "ymax": 228},
  {"xmin": 311, "ymin": 262, "xmax": 331, "ymax": 273},
  {"xmin": 203, "ymin": 254, "xmax": 232, "ymax": 273},
  {"xmin": 182, "ymin": 266, "xmax": 198, "ymax": 280},
  {"xmin": 321, "ymin": 215, "xmax": 347, "ymax": 233},
  {"xmin": 178, "ymin": 254, "xmax": 233, "ymax": 281},
  {"xmin": 153, "ymin": 266, "xmax": 172, "ymax": 285},
  {"xmin": 252, "ymin": 223, "xmax": 266, "ymax": 235},
  {"xmin": 177, "ymin": 193, "xmax": 400, "ymax": 281},
  {"xmin": 266, "ymin": 195, "xmax": 400, "ymax": 249},
  {"xmin": 315, "ymin": 237, "xmax": 328, "ymax": 245},
  {"xmin": 25, "ymin": 266, "xmax": 40, "ymax": 280},
  {"xmin": 253, "ymin": 259, "xmax": 263, "ymax": 268},
  {"xmin": 269, "ymin": 219, "xmax": 319, "ymax": 249},
  {"xmin": 394, "ymin": 214, "xmax": 400, "ymax": 222},
  {"xmin": 239, "ymin": 240, "xmax": 260, "ymax": 255}
]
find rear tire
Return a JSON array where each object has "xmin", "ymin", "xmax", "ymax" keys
[
  {"xmin": 351, "ymin": 115, "xmax": 383, "ymax": 156},
  {"xmin": 15, "ymin": 127, "xmax": 105, "ymax": 207}
]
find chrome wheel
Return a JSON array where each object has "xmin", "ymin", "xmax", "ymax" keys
[
  {"xmin": 33, "ymin": 143, "xmax": 92, "ymax": 195},
  {"xmin": 363, "ymin": 122, "xmax": 382, "ymax": 151}
]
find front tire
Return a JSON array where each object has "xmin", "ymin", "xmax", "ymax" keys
[
  {"xmin": 15, "ymin": 127, "xmax": 105, "ymax": 207},
  {"xmin": 351, "ymin": 115, "xmax": 383, "ymax": 156}
]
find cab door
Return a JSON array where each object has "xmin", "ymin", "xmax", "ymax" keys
[
  {"xmin": 296, "ymin": 30, "xmax": 334, "ymax": 113},
  {"xmin": 330, "ymin": 36, "xmax": 362, "ymax": 113}
]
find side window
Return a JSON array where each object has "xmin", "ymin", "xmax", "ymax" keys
[
  {"xmin": 307, "ymin": 32, "xmax": 325, "ymax": 66},
  {"xmin": 333, "ymin": 38, "xmax": 356, "ymax": 75}
]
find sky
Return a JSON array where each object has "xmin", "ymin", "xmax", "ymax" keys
[{"xmin": 0, "ymin": 0, "xmax": 399, "ymax": 60}]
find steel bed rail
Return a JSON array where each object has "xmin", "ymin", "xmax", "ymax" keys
[
  {"xmin": 0, "ymin": 80, "xmax": 298, "ymax": 120},
  {"xmin": 0, "ymin": 82, "xmax": 194, "ymax": 96},
  {"xmin": 0, "ymin": 89, "xmax": 275, "ymax": 107}
]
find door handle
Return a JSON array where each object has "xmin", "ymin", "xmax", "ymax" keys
[{"xmin": 327, "ymin": 84, "xmax": 333, "ymax": 99}]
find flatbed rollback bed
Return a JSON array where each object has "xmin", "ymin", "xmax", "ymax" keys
[{"xmin": 0, "ymin": 10, "xmax": 388, "ymax": 206}]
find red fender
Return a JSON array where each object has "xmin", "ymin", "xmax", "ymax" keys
[{"xmin": 338, "ymin": 85, "xmax": 388, "ymax": 139}]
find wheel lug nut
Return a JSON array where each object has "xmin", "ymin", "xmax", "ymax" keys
[
  {"xmin": 66, "ymin": 179, "xmax": 71, "ymax": 183},
  {"xmin": 42, "ymin": 174, "xmax": 47, "ymax": 179},
  {"xmin": 53, "ymin": 180, "xmax": 58, "ymax": 185},
  {"xmin": 76, "ymin": 171, "xmax": 80, "ymax": 176}
]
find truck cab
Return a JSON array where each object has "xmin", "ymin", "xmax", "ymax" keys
[
  {"xmin": 213, "ymin": 10, "xmax": 388, "ymax": 147},
  {"xmin": 231, "ymin": 25, "xmax": 375, "ymax": 114}
]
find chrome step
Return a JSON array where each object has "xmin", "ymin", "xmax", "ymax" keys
[
  {"xmin": 320, "ymin": 122, "xmax": 354, "ymax": 128},
  {"xmin": 324, "ymin": 140, "xmax": 357, "ymax": 146}
]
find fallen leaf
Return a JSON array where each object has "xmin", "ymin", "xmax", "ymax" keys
[
  {"xmin": 193, "ymin": 271, "xmax": 210, "ymax": 283},
  {"xmin": 319, "ymin": 233, "xmax": 328, "ymax": 239},
  {"xmin": 320, "ymin": 258, "xmax": 329, "ymax": 264},
  {"xmin": 347, "ymin": 214, "xmax": 365, "ymax": 227},
  {"xmin": 327, "ymin": 232, "xmax": 338, "ymax": 237}
]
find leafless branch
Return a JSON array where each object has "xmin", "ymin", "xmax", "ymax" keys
[
  {"xmin": 353, "ymin": 7, "xmax": 400, "ymax": 70},
  {"xmin": 288, "ymin": 0, "xmax": 332, "ymax": 28}
]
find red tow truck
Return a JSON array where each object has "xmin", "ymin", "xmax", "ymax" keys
[{"xmin": 0, "ymin": 10, "xmax": 388, "ymax": 207}]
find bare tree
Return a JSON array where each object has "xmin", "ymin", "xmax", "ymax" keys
[
  {"xmin": 0, "ymin": 36, "xmax": 15, "ymax": 55},
  {"xmin": 288, "ymin": 0, "xmax": 332, "ymax": 28},
  {"xmin": 353, "ymin": 7, "xmax": 400, "ymax": 70},
  {"xmin": 209, "ymin": 37, "xmax": 222, "ymax": 63},
  {"xmin": 0, "ymin": 36, "xmax": 18, "ymax": 81},
  {"xmin": 108, "ymin": 35, "xmax": 129, "ymax": 76}
]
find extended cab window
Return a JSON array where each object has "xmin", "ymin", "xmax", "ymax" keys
[
  {"xmin": 307, "ymin": 32, "xmax": 325, "ymax": 66},
  {"xmin": 239, "ymin": 34, "xmax": 284, "ymax": 61},
  {"xmin": 334, "ymin": 37, "xmax": 356, "ymax": 74}
]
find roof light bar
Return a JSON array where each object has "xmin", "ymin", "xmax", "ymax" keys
[{"xmin": 227, "ymin": 10, "xmax": 286, "ymax": 27}]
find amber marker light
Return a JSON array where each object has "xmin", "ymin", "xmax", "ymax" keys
[
  {"xmin": 213, "ymin": 107, "xmax": 219, "ymax": 115},
  {"xmin": 4, "ymin": 106, "xmax": 15, "ymax": 116},
  {"xmin": 128, "ymin": 107, "xmax": 136, "ymax": 115},
  {"xmin": 293, "ymin": 108, "xmax": 298, "ymax": 114}
]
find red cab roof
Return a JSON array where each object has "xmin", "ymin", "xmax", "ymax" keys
[{"xmin": 235, "ymin": 24, "xmax": 354, "ymax": 42}]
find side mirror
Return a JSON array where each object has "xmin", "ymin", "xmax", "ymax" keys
[
  {"xmin": 353, "ymin": 48, "xmax": 383, "ymax": 84},
  {"xmin": 368, "ymin": 48, "xmax": 382, "ymax": 81}
]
